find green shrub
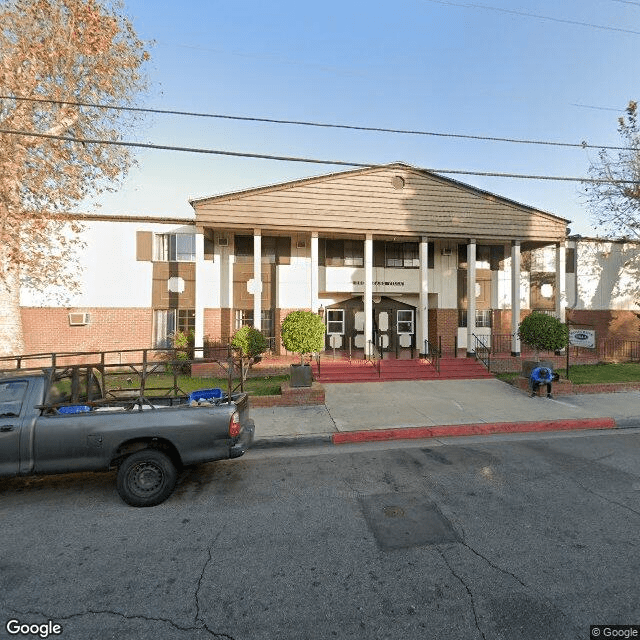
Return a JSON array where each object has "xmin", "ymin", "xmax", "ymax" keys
[
  {"xmin": 280, "ymin": 311, "xmax": 325, "ymax": 364},
  {"xmin": 517, "ymin": 312, "xmax": 568, "ymax": 355},
  {"xmin": 231, "ymin": 326, "xmax": 268, "ymax": 357}
]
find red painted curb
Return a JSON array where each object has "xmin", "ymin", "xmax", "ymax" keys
[{"xmin": 331, "ymin": 417, "xmax": 617, "ymax": 444}]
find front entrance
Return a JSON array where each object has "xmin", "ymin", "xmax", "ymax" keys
[{"xmin": 325, "ymin": 297, "xmax": 417, "ymax": 355}]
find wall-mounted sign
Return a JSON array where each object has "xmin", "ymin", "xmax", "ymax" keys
[{"xmin": 569, "ymin": 329, "xmax": 595, "ymax": 348}]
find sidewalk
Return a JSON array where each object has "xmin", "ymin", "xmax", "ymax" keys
[{"xmin": 251, "ymin": 379, "xmax": 640, "ymax": 448}]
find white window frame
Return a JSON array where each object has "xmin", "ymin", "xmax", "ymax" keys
[
  {"xmin": 326, "ymin": 309, "xmax": 345, "ymax": 335},
  {"xmin": 154, "ymin": 233, "xmax": 196, "ymax": 262},
  {"xmin": 397, "ymin": 309, "xmax": 415, "ymax": 335}
]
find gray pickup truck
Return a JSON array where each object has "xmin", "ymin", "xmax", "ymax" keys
[{"xmin": 0, "ymin": 368, "xmax": 255, "ymax": 507}]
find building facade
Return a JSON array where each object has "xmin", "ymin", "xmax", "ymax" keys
[{"xmin": 18, "ymin": 163, "xmax": 640, "ymax": 357}]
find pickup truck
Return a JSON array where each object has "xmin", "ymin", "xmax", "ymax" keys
[{"xmin": 0, "ymin": 367, "xmax": 255, "ymax": 507}]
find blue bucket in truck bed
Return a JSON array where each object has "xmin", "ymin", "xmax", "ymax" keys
[
  {"xmin": 188, "ymin": 388, "xmax": 224, "ymax": 403},
  {"xmin": 58, "ymin": 405, "xmax": 92, "ymax": 414}
]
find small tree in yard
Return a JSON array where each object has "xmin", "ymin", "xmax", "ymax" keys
[
  {"xmin": 280, "ymin": 311, "xmax": 325, "ymax": 365},
  {"xmin": 231, "ymin": 326, "xmax": 268, "ymax": 359},
  {"xmin": 518, "ymin": 312, "xmax": 568, "ymax": 360}
]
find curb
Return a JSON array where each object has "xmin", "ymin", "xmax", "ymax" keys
[
  {"xmin": 330, "ymin": 417, "xmax": 617, "ymax": 445},
  {"xmin": 250, "ymin": 417, "xmax": 627, "ymax": 449},
  {"xmin": 252, "ymin": 434, "xmax": 333, "ymax": 449}
]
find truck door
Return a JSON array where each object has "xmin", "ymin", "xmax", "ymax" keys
[{"xmin": 0, "ymin": 379, "xmax": 28, "ymax": 476}]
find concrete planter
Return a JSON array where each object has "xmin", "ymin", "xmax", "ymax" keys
[{"xmin": 289, "ymin": 363, "xmax": 313, "ymax": 388}]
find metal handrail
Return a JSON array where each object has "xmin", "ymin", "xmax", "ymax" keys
[
  {"xmin": 473, "ymin": 334, "xmax": 491, "ymax": 370},
  {"xmin": 367, "ymin": 340, "xmax": 382, "ymax": 377},
  {"xmin": 423, "ymin": 339, "xmax": 441, "ymax": 373}
]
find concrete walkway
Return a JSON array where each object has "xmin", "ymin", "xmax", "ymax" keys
[{"xmin": 251, "ymin": 379, "xmax": 640, "ymax": 447}]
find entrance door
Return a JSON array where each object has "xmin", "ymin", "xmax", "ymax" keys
[{"xmin": 373, "ymin": 297, "xmax": 416, "ymax": 354}]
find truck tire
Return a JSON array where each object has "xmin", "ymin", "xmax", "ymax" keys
[{"xmin": 116, "ymin": 449, "xmax": 177, "ymax": 507}]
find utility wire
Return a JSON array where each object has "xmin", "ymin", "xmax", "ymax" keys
[
  {"xmin": 423, "ymin": 0, "xmax": 640, "ymax": 36},
  {"xmin": 1, "ymin": 127, "xmax": 637, "ymax": 184},
  {"xmin": 0, "ymin": 94, "xmax": 634, "ymax": 152}
]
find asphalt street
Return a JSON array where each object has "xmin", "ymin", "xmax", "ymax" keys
[{"xmin": 1, "ymin": 428, "xmax": 639, "ymax": 640}]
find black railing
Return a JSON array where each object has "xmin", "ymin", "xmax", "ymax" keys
[
  {"xmin": 423, "ymin": 339, "xmax": 441, "ymax": 373},
  {"xmin": 473, "ymin": 334, "xmax": 491, "ymax": 370}
]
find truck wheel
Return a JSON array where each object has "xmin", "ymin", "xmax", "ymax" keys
[{"xmin": 116, "ymin": 449, "xmax": 177, "ymax": 507}]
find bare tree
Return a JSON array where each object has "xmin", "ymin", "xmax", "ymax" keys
[
  {"xmin": 0, "ymin": 0, "xmax": 149, "ymax": 356},
  {"xmin": 583, "ymin": 101, "xmax": 640, "ymax": 240}
]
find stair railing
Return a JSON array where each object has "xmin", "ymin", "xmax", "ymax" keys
[
  {"xmin": 423, "ymin": 339, "xmax": 441, "ymax": 373},
  {"xmin": 473, "ymin": 334, "xmax": 491, "ymax": 371},
  {"xmin": 367, "ymin": 339, "xmax": 382, "ymax": 377}
]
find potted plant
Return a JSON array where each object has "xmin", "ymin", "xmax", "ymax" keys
[
  {"xmin": 517, "ymin": 312, "xmax": 568, "ymax": 377},
  {"xmin": 280, "ymin": 310, "xmax": 326, "ymax": 387}
]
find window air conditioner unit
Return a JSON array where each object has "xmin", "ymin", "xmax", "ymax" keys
[
  {"xmin": 217, "ymin": 236, "xmax": 229, "ymax": 246},
  {"xmin": 441, "ymin": 247, "xmax": 452, "ymax": 256},
  {"xmin": 69, "ymin": 312, "xmax": 90, "ymax": 326}
]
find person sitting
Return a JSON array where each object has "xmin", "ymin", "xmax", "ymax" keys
[{"xmin": 529, "ymin": 366, "xmax": 555, "ymax": 398}]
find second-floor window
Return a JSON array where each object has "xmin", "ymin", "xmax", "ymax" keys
[{"xmin": 154, "ymin": 234, "xmax": 196, "ymax": 262}]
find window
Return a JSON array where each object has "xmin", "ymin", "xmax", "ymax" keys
[
  {"xmin": 344, "ymin": 240, "xmax": 364, "ymax": 267},
  {"xmin": 326, "ymin": 309, "xmax": 345, "ymax": 334},
  {"xmin": 234, "ymin": 235, "xmax": 253, "ymax": 262},
  {"xmin": 321, "ymin": 239, "xmax": 364, "ymax": 267},
  {"xmin": 385, "ymin": 242, "xmax": 419, "ymax": 268},
  {"xmin": 0, "ymin": 380, "xmax": 27, "ymax": 416},
  {"xmin": 235, "ymin": 235, "xmax": 291, "ymax": 264},
  {"xmin": 397, "ymin": 309, "xmax": 415, "ymax": 334},
  {"xmin": 458, "ymin": 309, "xmax": 492, "ymax": 328},
  {"xmin": 234, "ymin": 310, "xmax": 274, "ymax": 337},
  {"xmin": 566, "ymin": 248, "xmax": 576, "ymax": 274},
  {"xmin": 154, "ymin": 234, "xmax": 196, "ymax": 262},
  {"xmin": 154, "ymin": 309, "xmax": 195, "ymax": 347}
]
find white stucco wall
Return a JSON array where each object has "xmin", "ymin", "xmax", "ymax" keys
[
  {"xmin": 20, "ymin": 218, "xmax": 196, "ymax": 308},
  {"xmin": 568, "ymin": 239, "xmax": 640, "ymax": 311}
]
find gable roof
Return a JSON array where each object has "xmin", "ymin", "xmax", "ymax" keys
[{"xmin": 191, "ymin": 163, "xmax": 569, "ymax": 242}]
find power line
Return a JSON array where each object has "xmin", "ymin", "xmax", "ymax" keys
[
  {"xmin": 1, "ymin": 126, "xmax": 636, "ymax": 184},
  {"xmin": 0, "ymin": 94, "xmax": 634, "ymax": 152},
  {"xmin": 611, "ymin": 0, "xmax": 640, "ymax": 7},
  {"xmin": 423, "ymin": 0, "xmax": 640, "ymax": 35}
]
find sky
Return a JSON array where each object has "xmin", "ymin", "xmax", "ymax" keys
[{"xmin": 92, "ymin": 0, "xmax": 640, "ymax": 237}]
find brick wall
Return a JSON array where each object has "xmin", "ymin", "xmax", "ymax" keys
[
  {"xmin": 20, "ymin": 307, "xmax": 152, "ymax": 355},
  {"xmin": 431, "ymin": 309, "xmax": 458, "ymax": 356},
  {"xmin": 204, "ymin": 308, "xmax": 222, "ymax": 343},
  {"xmin": 567, "ymin": 309, "xmax": 640, "ymax": 340}
]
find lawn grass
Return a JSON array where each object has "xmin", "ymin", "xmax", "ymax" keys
[
  {"xmin": 497, "ymin": 362, "xmax": 640, "ymax": 385},
  {"xmin": 107, "ymin": 373, "xmax": 289, "ymax": 397}
]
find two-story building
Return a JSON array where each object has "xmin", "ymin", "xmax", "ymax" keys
[{"xmin": 18, "ymin": 163, "xmax": 640, "ymax": 358}]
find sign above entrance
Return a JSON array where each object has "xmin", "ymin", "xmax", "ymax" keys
[{"xmin": 321, "ymin": 267, "xmax": 420, "ymax": 293}]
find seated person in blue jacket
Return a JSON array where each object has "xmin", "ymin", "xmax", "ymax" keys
[{"xmin": 529, "ymin": 366, "xmax": 557, "ymax": 398}]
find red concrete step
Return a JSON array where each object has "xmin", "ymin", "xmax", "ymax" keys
[{"xmin": 312, "ymin": 357, "xmax": 493, "ymax": 383}]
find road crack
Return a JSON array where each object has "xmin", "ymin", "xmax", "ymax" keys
[
  {"xmin": 435, "ymin": 546, "xmax": 486, "ymax": 640},
  {"xmin": 194, "ymin": 528, "xmax": 232, "ymax": 638},
  {"xmin": 460, "ymin": 542, "xmax": 528, "ymax": 589}
]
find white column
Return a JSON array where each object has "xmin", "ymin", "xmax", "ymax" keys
[
  {"xmin": 364, "ymin": 235, "xmax": 373, "ymax": 357},
  {"xmin": 310, "ymin": 232, "xmax": 319, "ymax": 313},
  {"xmin": 418, "ymin": 237, "xmax": 429, "ymax": 354},
  {"xmin": 253, "ymin": 231, "xmax": 262, "ymax": 331},
  {"xmin": 555, "ymin": 242, "xmax": 567, "ymax": 323},
  {"xmin": 194, "ymin": 230, "xmax": 205, "ymax": 356},
  {"xmin": 466, "ymin": 239, "xmax": 477, "ymax": 355},
  {"xmin": 511, "ymin": 240, "xmax": 521, "ymax": 355}
]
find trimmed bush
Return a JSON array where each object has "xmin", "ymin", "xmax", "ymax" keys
[
  {"xmin": 280, "ymin": 311, "xmax": 326, "ymax": 364},
  {"xmin": 518, "ymin": 312, "xmax": 568, "ymax": 355},
  {"xmin": 231, "ymin": 326, "xmax": 268, "ymax": 358}
]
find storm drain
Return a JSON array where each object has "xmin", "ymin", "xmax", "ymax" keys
[{"xmin": 360, "ymin": 492, "xmax": 460, "ymax": 550}]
